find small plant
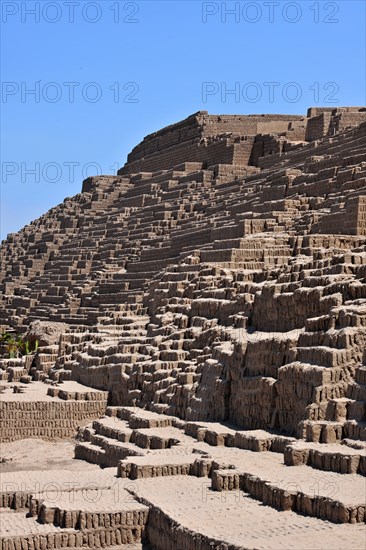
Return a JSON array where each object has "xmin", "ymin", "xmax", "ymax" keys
[
  {"xmin": 0, "ymin": 332, "xmax": 12, "ymax": 355},
  {"xmin": 24, "ymin": 340, "xmax": 30, "ymax": 355},
  {"xmin": 22, "ymin": 338, "xmax": 39, "ymax": 355},
  {"xmin": 5, "ymin": 337, "xmax": 20, "ymax": 358},
  {"xmin": 0, "ymin": 332, "xmax": 39, "ymax": 358}
]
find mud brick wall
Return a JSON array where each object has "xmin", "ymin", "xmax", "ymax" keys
[
  {"xmin": 0, "ymin": 527, "xmax": 145, "ymax": 550},
  {"xmin": 1, "ymin": 109, "xmax": 366, "ymax": 441},
  {"xmin": 0, "ymin": 399, "xmax": 107, "ymax": 442},
  {"xmin": 119, "ymin": 135, "xmax": 256, "ymax": 175},
  {"xmin": 203, "ymin": 113, "xmax": 303, "ymax": 136},
  {"xmin": 125, "ymin": 112, "xmax": 304, "ymax": 162},
  {"xmin": 119, "ymin": 112, "xmax": 306, "ymax": 174},
  {"xmin": 35, "ymin": 502, "xmax": 148, "ymax": 534},
  {"xmin": 81, "ymin": 175, "xmax": 131, "ymax": 194},
  {"xmin": 331, "ymin": 111, "xmax": 366, "ymax": 134},
  {"xmin": 306, "ymin": 108, "xmax": 366, "ymax": 141},
  {"xmin": 250, "ymin": 134, "xmax": 286, "ymax": 165},
  {"xmin": 313, "ymin": 195, "xmax": 366, "ymax": 236},
  {"xmin": 212, "ymin": 470, "xmax": 366, "ymax": 524},
  {"xmin": 274, "ymin": 363, "xmax": 331, "ymax": 434},
  {"xmin": 343, "ymin": 196, "xmax": 366, "ymax": 236},
  {"xmin": 229, "ymin": 376, "xmax": 276, "ymax": 430},
  {"xmin": 307, "ymin": 107, "xmax": 338, "ymax": 117},
  {"xmin": 305, "ymin": 112, "xmax": 333, "ymax": 141},
  {"xmin": 144, "ymin": 505, "xmax": 239, "ymax": 550},
  {"xmin": 354, "ymin": 196, "xmax": 366, "ymax": 235},
  {"xmin": 284, "ymin": 443, "xmax": 366, "ymax": 475},
  {"xmin": 252, "ymin": 286, "xmax": 343, "ymax": 332}
]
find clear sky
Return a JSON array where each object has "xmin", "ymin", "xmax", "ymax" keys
[{"xmin": 1, "ymin": 0, "xmax": 365, "ymax": 240}]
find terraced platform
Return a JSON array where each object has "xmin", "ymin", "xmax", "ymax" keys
[
  {"xmin": 0, "ymin": 380, "xmax": 108, "ymax": 442},
  {"xmin": 1, "ymin": 107, "xmax": 366, "ymax": 548},
  {"xmin": 1, "ymin": 407, "xmax": 365, "ymax": 548}
]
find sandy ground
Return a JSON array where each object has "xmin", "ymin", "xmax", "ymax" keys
[
  {"xmin": 131, "ymin": 475, "xmax": 366, "ymax": 550},
  {"xmin": 191, "ymin": 441, "xmax": 366, "ymax": 505},
  {"xmin": 1, "ymin": 436, "xmax": 365, "ymax": 549},
  {"xmin": 0, "ymin": 441, "xmax": 150, "ymax": 547},
  {"xmin": 0, "ymin": 380, "xmax": 107, "ymax": 402},
  {"xmin": 0, "ymin": 438, "xmax": 95, "ymax": 473}
]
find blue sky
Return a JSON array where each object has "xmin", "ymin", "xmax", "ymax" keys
[{"xmin": 1, "ymin": 0, "xmax": 365, "ymax": 240}]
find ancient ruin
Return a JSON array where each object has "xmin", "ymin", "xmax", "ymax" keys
[{"xmin": 0, "ymin": 106, "xmax": 366, "ymax": 549}]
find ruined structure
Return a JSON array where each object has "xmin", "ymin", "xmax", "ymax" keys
[{"xmin": 0, "ymin": 107, "xmax": 365, "ymax": 549}]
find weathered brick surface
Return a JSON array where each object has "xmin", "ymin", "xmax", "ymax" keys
[
  {"xmin": 0, "ymin": 382, "xmax": 108, "ymax": 442},
  {"xmin": 0, "ymin": 106, "xmax": 365, "ymax": 457}
]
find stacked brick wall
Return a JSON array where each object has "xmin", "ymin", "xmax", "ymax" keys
[
  {"xmin": 0, "ymin": 399, "xmax": 107, "ymax": 442},
  {"xmin": 119, "ymin": 112, "xmax": 307, "ymax": 174}
]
